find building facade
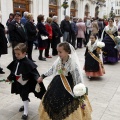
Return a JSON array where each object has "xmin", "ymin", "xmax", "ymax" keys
[
  {"xmin": 105, "ymin": 0, "xmax": 120, "ymax": 19},
  {"xmin": 0, "ymin": 0, "xmax": 106, "ymax": 25}
]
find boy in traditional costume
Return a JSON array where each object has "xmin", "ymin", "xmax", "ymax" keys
[{"xmin": 6, "ymin": 43, "xmax": 46, "ymax": 120}]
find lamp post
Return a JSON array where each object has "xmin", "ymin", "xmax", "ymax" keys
[
  {"xmin": 109, "ymin": 2, "xmax": 115, "ymax": 18},
  {"xmin": 109, "ymin": 6, "xmax": 115, "ymax": 18},
  {"xmin": 62, "ymin": 0, "xmax": 68, "ymax": 16}
]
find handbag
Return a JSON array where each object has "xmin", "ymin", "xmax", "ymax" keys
[{"xmin": 41, "ymin": 35, "xmax": 48, "ymax": 40}]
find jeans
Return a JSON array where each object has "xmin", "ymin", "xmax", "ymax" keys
[{"xmin": 63, "ymin": 32, "xmax": 70, "ymax": 43}]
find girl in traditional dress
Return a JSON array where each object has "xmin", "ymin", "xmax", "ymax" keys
[
  {"xmin": 37, "ymin": 42, "xmax": 92, "ymax": 120},
  {"xmin": 101, "ymin": 18, "xmax": 118, "ymax": 63},
  {"xmin": 84, "ymin": 34, "xmax": 105, "ymax": 79}
]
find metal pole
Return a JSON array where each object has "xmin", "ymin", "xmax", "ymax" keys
[
  {"xmin": 64, "ymin": 0, "xmax": 67, "ymax": 16},
  {"xmin": 64, "ymin": 8, "xmax": 66, "ymax": 16}
]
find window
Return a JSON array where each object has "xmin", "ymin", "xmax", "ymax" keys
[
  {"xmin": 13, "ymin": 0, "xmax": 29, "ymax": 16},
  {"xmin": 49, "ymin": 0, "xmax": 58, "ymax": 17},
  {"xmin": 116, "ymin": 9, "xmax": 117, "ymax": 14},
  {"xmin": 70, "ymin": 1, "xmax": 76, "ymax": 17},
  {"xmin": 117, "ymin": 1, "xmax": 119, "ymax": 6},
  {"xmin": 118, "ymin": 9, "xmax": 120, "ymax": 15},
  {"xmin": 49, "ymin": 0, "xmax": 57, "ymax": 5}
]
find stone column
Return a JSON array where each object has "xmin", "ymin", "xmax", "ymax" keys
[
  {"xmin": 28, "ymin": 0, "xmax": 33, "ymax": 13},
  {"xmin": 1, "ymin": 0, "xmax": 7, "ymax": 25},
  {"xmin": 0, "ymin": 0, "xmax": 1, "ymax": 22},
  {"xmin": 33, "ymin": 0, "xmax": 37, "ymax": 23},
  {"xmin": 58, "ymin": 0, "xmax": 62, "ymax": 23},
  {"xmin": 81, "ymin": 0, "xmax": 85, "ymax": 19}
]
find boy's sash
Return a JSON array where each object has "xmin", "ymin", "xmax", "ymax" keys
[{"xmin": 88, "ymin": 51, "xmax": 105, "ymax": 73}]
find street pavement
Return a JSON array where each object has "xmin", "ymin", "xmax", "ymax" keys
[{"xmin": 0, "ymin": 46, "xmax": 120, "ymax": 120}]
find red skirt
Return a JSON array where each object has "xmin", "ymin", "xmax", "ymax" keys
[{"xmin": 84, "ymin": 64, "xmax": 105, "ymax": 77}]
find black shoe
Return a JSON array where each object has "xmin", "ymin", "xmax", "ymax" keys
[
  {"xmin": 0, "ymin": 67, "xmax": 3, "ymax": 70},
  {"xmin": 19, "ymin": 106, "xmax": 24, "ymax": 112},
  {"xmin": 0, "ymin": 70, "xmax": 5, "ymax": 74},
  {"xmin": 21, "ymin": 114, "xmax": 28, "ymax": 120},
  {"xmin": 30, "ymin": 59, "xmax": 36, "ymax": 62},
  {"xmin": 38, "ymin": 57, "xmax": 46, "ymax": 61}
]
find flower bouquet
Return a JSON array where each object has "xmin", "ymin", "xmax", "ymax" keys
[
  {"xmin": 114, "ymin": 36, "xmax": 120, "ymax": 51},
  {"xmin": 0, "ymin": 79, "xmax": 14, "ymax": 84},
  {"xmin": 96, "ymin": 41, "xmax": 105, "ymax": 53},
  {"xmin": 97, "ymin": 41, "xmax": 105, "ymax": 48},
  {"xmin": 73, "ymin": 83, "xmax": 88, "ymax": 109},
  {"xmin": 73, "ymin": 83, "xmax": 87, "ymax": 97}
]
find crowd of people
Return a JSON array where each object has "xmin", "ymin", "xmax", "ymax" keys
[{"xmin": 0, "ymin": 11, "xmax": 120, "ymax": 120}]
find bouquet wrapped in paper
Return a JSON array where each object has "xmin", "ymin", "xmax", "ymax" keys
[{"xmin": 114, "ymin": 36, "xmax": 120, "ymax": 51}]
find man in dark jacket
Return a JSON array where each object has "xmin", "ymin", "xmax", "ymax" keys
[
  {"xmin": 8, "ymin": 12, "xmax": 28, "ymax": 60},
  {"xmin": 25, "ymin": 13, "xmax": 37, "ymax": 62},
  {"xmin": 60, "ymin": 15, "xmax": 71, "ymax": 43},
  {"xmin": 71, "ymin": 17, "xmax": 78, "ymax": 48},
  {"xmin": 98, "ymin": 18, "xmax": 104, "ymax": 39}
]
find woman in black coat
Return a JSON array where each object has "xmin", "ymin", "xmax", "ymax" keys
[
  {"xmin": 37, "ymin": 15, "xmax": 49, "ymax": 61},
  {"xmin": 0, "ymin": 22, "xmax": 8, "ymax": 74},
  {"xmin": 51, "ymin": 16, "xmax": 62, "ymax": 56},
  {"xmin": 25, "ymin": 13, "xmax": 37, "ymax": 62}
]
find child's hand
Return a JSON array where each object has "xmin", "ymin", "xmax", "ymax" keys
[{"xmin": 37, "ymin": 77, "xmax": 43, "ymax": 83}]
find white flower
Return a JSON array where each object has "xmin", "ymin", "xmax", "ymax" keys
[
  {"xmin": 73, "ymin": 83, "xmax": 86, "ymax": 97},
  {"xmin": 97, "ymin": 41, "xmax": 105, "ymax": 48}
]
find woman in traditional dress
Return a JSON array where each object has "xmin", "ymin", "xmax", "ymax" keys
[
  {"xmin": 101, "ymin": 18, "xmax": 118, "ymax": 63},
  {"xmin": 84, "ymin": 34, "xmax": 105, "ymax": 79},
  {"xmin": 37, "ymin": 42, "xmax": 92, "ymax": 120}
]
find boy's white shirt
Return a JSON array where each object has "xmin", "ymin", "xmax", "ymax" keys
[{"xmin": 15, "ymin": 62, "xmax": 28, "ymax": 85}]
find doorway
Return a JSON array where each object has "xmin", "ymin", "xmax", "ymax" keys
[
  {"xmin": 13, "ymin": 0, "xmax": 29, "ymax": 16},
  {"xmin": 49, "ymin": 0, "xmax": 58, "ymax": 17}
]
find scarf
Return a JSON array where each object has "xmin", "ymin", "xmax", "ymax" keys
[{"xmin": 87, "ymin": 39, "xmax": 98, "ymax": 52}]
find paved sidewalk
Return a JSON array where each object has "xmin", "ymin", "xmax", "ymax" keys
[{"xmin": 0, "ymin": 47, "xmax": 120, "ymax": 120}]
